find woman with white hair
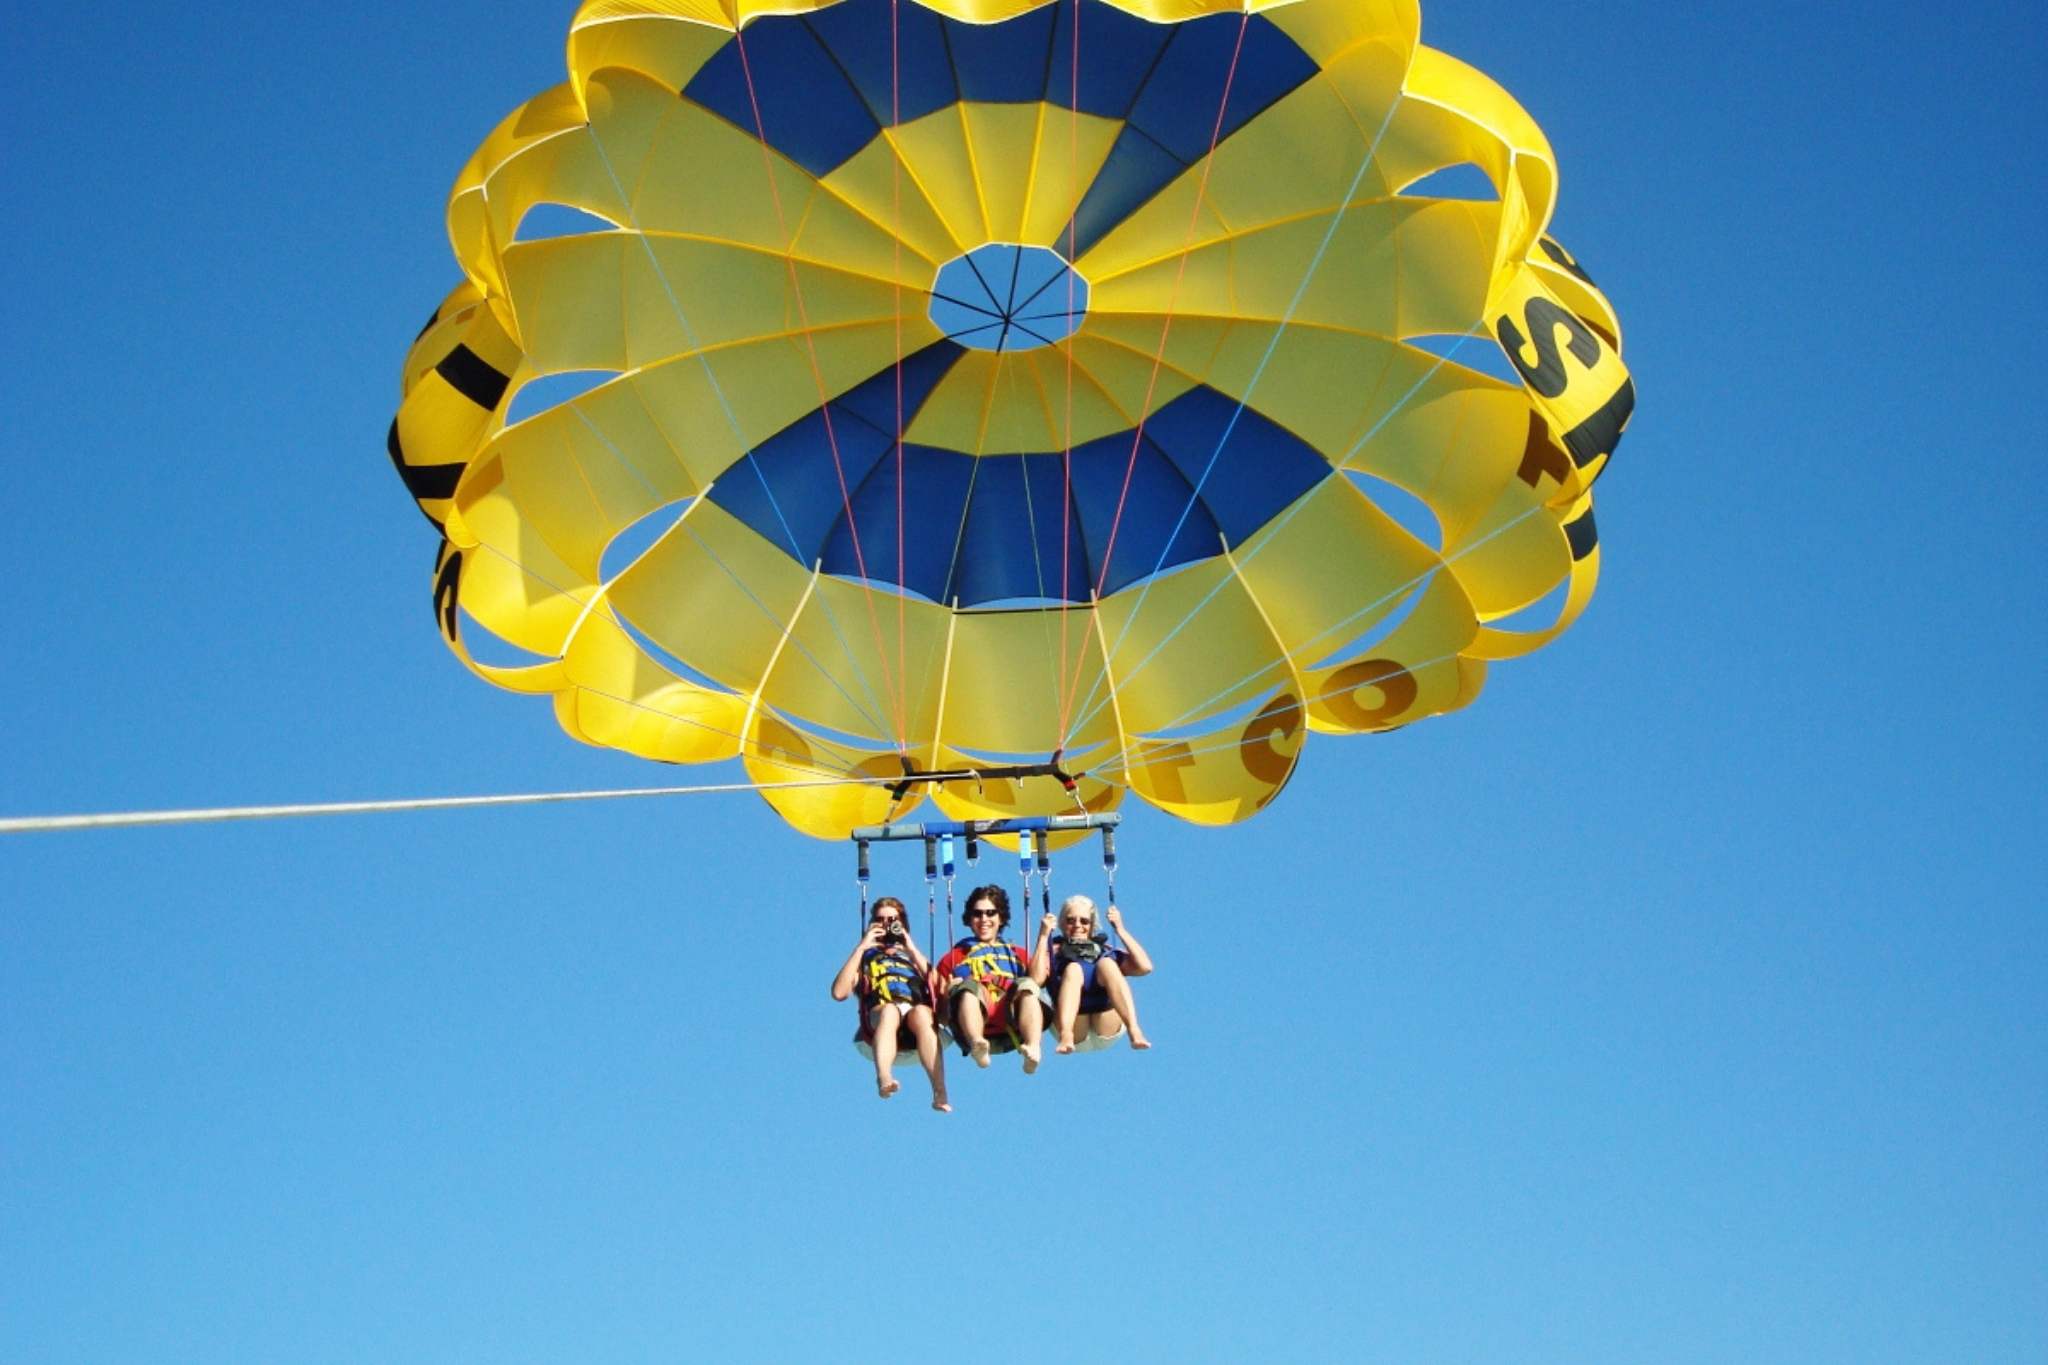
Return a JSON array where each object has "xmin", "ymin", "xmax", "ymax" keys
[{"xmin": 1032, "ymin": 894, "xmax": 1153, "ymax": 1054}]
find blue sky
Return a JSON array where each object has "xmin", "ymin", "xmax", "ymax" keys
[{"xmin": 2, "ymin": 1, "xmax": 2042, "ymax": 1361}]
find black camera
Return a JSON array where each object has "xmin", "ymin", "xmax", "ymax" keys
[
  {"xmin": 879, "ymin": 921, "xmax": 906, "ymax": 944},
  {"xmin": 1060, "ymin": 935, "xmax": 1107, "ymax": 964}
]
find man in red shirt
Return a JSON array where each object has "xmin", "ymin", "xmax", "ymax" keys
[{"xmin": 933, "ymin": 885, "xmax": 1046, "ymax": 1073}]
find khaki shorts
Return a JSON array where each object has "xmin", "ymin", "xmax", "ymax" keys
[{"xmin": 945, "ymin": 980, "xmax": 1046, "ymax": 1051}]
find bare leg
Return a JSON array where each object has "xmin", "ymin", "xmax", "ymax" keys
[
  {"xmin": 1014, "ymin": 990, "xmax": 1045, "ymax": 1074},
  {"xmin": 1055, "ymin": 963, "xmax": 1084, "ymax": 1053},
  {"xmin": 908, "ymin": 1005, "xmax": 950, "ymax": 1112},
  {"xmin": 955, "ymin": 991, "xmax": 992, "ymax": 1068},
  {"xmin": 1094, "ymin": 958, "xmax": 1150, "ymax": 1049},
  {"xmin": 1086, "ymin": 1010, "xmax": 1123, "ymax": 1043},
  {"xmin": 870, "ymin": 1006, "xmax": 901, "ymax": 1098}
]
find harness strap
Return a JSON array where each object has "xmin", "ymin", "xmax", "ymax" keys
[
  {"xmin": 1018, "ymin": 833, "xmax": 1035, "ymax": 935},
  {"xmin": 1102, "ymin": 826, "xmax": 1117, "ymax": 909},
  {"xmin": 857, "ymin": 838, "xmax": 871, "ymax": 930},
  {"xmin": 923, "ymin": 845, "xmax": 939, "ymax": 966},
  {"xmin": 1035, "ymin": 829, "xmax": 1052, "ymax": 922}
]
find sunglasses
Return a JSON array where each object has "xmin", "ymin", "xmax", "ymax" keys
[{"xmin": 966, "ymin": 907, "xmax": 1001, "ymax": 918}]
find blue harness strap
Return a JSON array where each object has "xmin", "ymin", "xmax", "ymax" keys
[
  {"xmin": 856, "ymin": 838, "xmax": 871, "ymax": 930},
  {"xmin": 1102, "ymin": 826, "xmax": 1117, "ymax": 908}
]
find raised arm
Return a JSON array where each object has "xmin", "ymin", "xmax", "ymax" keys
[
  {"xmin": 831, "ymin": 925, "xmax": 880, "ymax": 1001},
  {"xmin": 1106, "ymin": 907, "xmax": 1152, "ymax": 977},
  {"xmin": 1029, "ymin": 913, "xmax": 1056, "ymax": 985}
]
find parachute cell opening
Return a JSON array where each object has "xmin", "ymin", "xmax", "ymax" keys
[
  {"xmin": 513, "ymin": 203, "xmax": 619, "ymax": 240},
  {"xmin": 1396, "ymin": 162, "xmax": 1498, "ymax": 201},
  {"xmin": 505, "ymin": 370, "xmax": 622, "ymax": 425}
]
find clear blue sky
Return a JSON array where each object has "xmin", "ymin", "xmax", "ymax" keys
[{"xmin": 2, "ymin": 2, "xmax": 2041, "ymax": 1361}]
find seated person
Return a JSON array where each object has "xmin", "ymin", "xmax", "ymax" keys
[
  {"xmin": 830, "ymin": 898, "xmax": 949, "ymax": 1111},
  {"xmin": 1033, "ymin": 895, "xmax": 1153, "ymax": 1054},
  {"xmin": 933, "ymin": 885, "xmax": 1046, "ymax": 1074}
]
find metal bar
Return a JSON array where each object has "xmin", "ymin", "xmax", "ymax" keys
[
  {"xmin": 850, "ymin": 812, "xmax": 1120, "ymax": 843},
  {"xmin": 886, "ymin": 760, "xmax": 1082, "ymax": 801}
]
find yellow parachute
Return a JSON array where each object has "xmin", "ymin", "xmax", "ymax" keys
[{"xmin": 388, "ymin": 0, "xmax": 1633, "ymax": 839}]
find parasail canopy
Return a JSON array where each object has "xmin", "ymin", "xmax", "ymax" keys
[{"xmin": 387, "ymin": 0, "xmax": 1634, "ymax": 839}]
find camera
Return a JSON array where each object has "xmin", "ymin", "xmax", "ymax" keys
[
  {"xmin": 1060, "ymin": 935, "xmax": 1106, "ymax": 964},
  {"xmin": 879, "ymin": 920, "xmax": 906, "ymax": 944}
]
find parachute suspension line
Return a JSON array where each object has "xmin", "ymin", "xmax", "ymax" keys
[
  {"xmin": 732, "ymin": 28, "xmax": 909, "ymax": 751},
  {"xmin": 1035, "ymin": 829, "xmax": 1053, "ymax": 924},
  {"xmin": 941, "ymin": 832, "xmax": 958, "ymax": 966},
  {"xmin": 577, "ymin": 676, "xmax": 862, "ymax": 779},
  {"xmin": 450, "ymin": 539, "xmax": 875, "ymax": 769},
  {"xmin": 1018, "ymin": 832, "xmax": 1035, "ymax": 936},
  {"xmin": 554, "ymin": 499, "xmax": 888, "ymax": 743},
  {"xmin": 929, "ymin": 455, "xmax": 987, "ymax": 648},
  {"xmin": 1056, "ymin": 89, "xmax": 1441, "ymax": 753},
  {"xmin": 578, "ymin": 145, "xmax": 897, "ymax": 742},
  {"xmin": 466, "ymin": 525, "xmax": 883, "ymax": 745},
  {"xmin": 1079, "ymin": 632, "xmax": 1525, "ymax": 799},
  {"xmin": 547, "ymin": 401, "xmax": 897, "ymax": 740},
  {"xmin": 901, "ymin": 456, "xmax": 990, "ymax": 778},
  {"xmin": 891, "ymin": 0, "xmax": 908, "ymax": 749},
  {"xmin": 1064, "ymin": 325, "xmax": 1488, "ymax": 747},
  {"xmin": 0, "ymin": 775, "xmax": 907, "ymax": 838},
  {"xmin": 848, "ymin": 815, "xmax": 1113, "ymax": 949},
  {"xmin": 1057, "ymin": 13, "xmax": 1252, "ymax": 737},
  {"xmin": 1091, "ymin": 634, "xmax": 1490, "ymax": 783},
  {"xmin": 1010, "ymin": 365, "xmax": 1072, "ymax": 728},
  {"xmin": 1070, "ymin": 491, "xmax": 1553, "ymax": 754},
  {"xmin": 1056, "ymin": 0, "xmax": 1082, "ymax": 743}
]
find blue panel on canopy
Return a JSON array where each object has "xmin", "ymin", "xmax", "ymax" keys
[
  {"xmin": 943, "ymin": 4, "xmax": 1060, "ymax": 104},
  {"xmin": 950, "ymin": 454, "xmax": 1093, "ymax": 604},
  {"xmin": 684, "ymin": 21, "xmax": 881, "ymax": 178},
  {"xmin": 681, "ymin": 0, "xmax": 1316, "ymax": 218},
  {"xmin": 804, "ymin": 0, "xmax": 959, "ymax": 128},
  {"xmin": 1139, "ymin": 386, "xmax": 1333, "ymax": 546},
  {"xmin": 1065, "ymin": 126, "xmax": 1187, "ymax": 262},
  {"xmin": 709, "ymin": 411, "xmax": 893, "ymax": 563},
  {"xmin": 1065, "ymin": 429, "xmax": 1219, "ymax": 595},
  {"xmin": 824, "ymin": 445, "xmax": 980, "ymax": 602},
  {"xmin": 1046, "ymin": 0, "xmax": 1178, "ymax": 120},
  {"xmin": 719, "ymin": 374, "xmax": 1330, "ymax": 606},
  {"xmin": 1062, "ymin": 13, "xmax": 1316, "ymax": 256},
  {"xmin": 827, "ymin": 341, "xmax": 964, "ymax": 436},
  {"xmin": 707, "ymin": 343, "xmax": 962, "ymax": 562},
  {"xmin": 1124, "ymin": 12, "xmax": 1318, "ymax": 165}
]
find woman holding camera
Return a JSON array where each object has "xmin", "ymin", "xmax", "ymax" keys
[
  {"xmin": 830, "ymin": 897, "xmax": 950, "ymax": 1111},
  {"xmin": 1033, "ymin": 894, "xmax": 1153, "ymax": 1053}
]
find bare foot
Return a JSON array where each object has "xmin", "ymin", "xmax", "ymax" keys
[
  {"xmin": 970, "ymin": 1039, "xmax": 992, "ymax": 1069},
  {"xmin": 1021, "ymin": 1043, "xmax": 1041, "ymax": 1075},
  {"xmin": 1128, "ymin": 1029, "xmax": 1151, "ymax": 1050},
  {"xmin": 1055, "ymin": 1035, "xmax": 1076, "ymax": 1055},
  {"xmin": 878, "ymin": 1077, "xmax": 901, "ymax": 1099},
  {"xmin": 932, "ymin": 1095, "xmax": 952, "ymax": 1113}
]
